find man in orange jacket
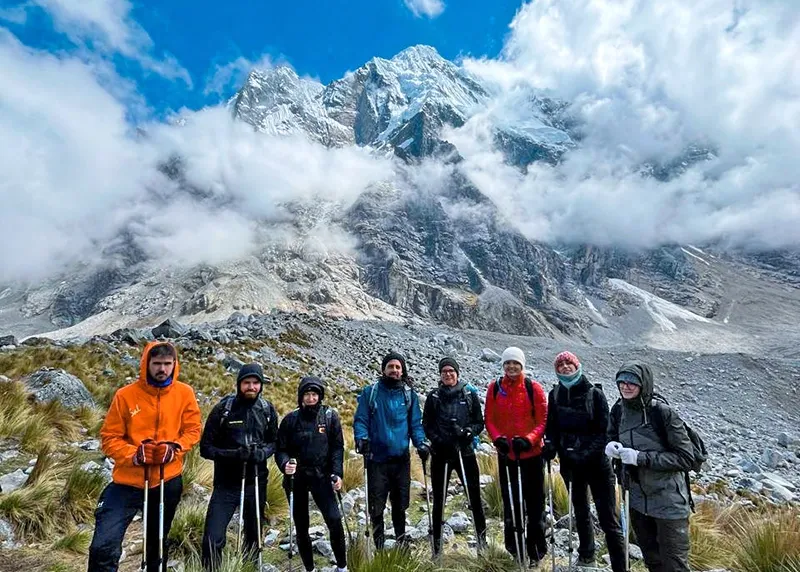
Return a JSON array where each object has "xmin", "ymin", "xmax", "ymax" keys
[
  {"xmin": 88, "ymin": 341, "xmax": 202, "ymax": 572},
  {"xmin": 484, "ymin": 346, "xmax": 548, "ymax": 566}
]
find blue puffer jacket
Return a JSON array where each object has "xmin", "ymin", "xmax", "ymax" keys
[{"xmin": 353, "ymin": 377, "xmax": 426, "ymax": 462}]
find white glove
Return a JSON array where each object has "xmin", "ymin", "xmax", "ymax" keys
[
  {"xmin": 604, "ymin": 441, "xmax": 623, "ymax": 459},
  {"xmin": 619, "ymin": 447, "xmax": 640, "ymax": 466},
  {"xmin": 285, "ymin": 459, "xmax": 297, "ymax": 475}
]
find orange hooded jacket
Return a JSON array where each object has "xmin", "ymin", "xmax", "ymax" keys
[{"xmin": 100, "ymin": 341, "xmax": 202, "ymax": 488}]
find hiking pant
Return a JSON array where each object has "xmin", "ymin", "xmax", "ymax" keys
[
  {"xmin": 630, "ymin": 511, "xmax": 690, "ymax": 572},
  {"xmin": 498, "ymin": 454, "xmax": 547, "ymax": 562},
  {"xmin": 561, "ymin": 457, "xmax": 627, "ymax": 572},
  {"xmin": 88, "ymin": 476, "xmax": 183, "ymax": 572},
  {"xmin": 201, "ymin": 477, "xmax": 267, "ymax": 570},
  {"xmin": 283, "ymin": 471, "xmax": 347, "ymax": 571},
  {"xmin": 367, "ymin": 454, "xmax": 411, "ymax": 549},
  {"xmin": 431, "ymin": 450, "xmax": 486, "ymax": 554}
]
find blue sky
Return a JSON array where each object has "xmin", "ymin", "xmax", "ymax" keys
[{"xmin": 3, "ymin": 0, "xmax": 524, "ymax": 116}]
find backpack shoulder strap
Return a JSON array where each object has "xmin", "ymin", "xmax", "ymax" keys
[
  {"xmin": 368, "ymin": 381, "xmax": 380, "ymax": 411},
  {"xmin": 524, "ymin": 376, "xmax": 535, "ymax": 407},
  {"xmin": 648, "ymin": 398, "xmax": 670, "ymax": 446},
  {"xmin": 403, "ymin": 386, "xmax": 413, "ymax": 413},
  {"xmin": 586, "ymin": 383, "xmax": 604, "ymax": 421},
  {"xmin": 492, "ymin": 376, "xmax": 503, "ymax": 399},
  {"xmin": 219, "ymin": 393, "xmax": 236, "ymax": 428}
]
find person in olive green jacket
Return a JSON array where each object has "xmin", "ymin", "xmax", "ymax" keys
[{"xmin": 606, "ymin": 361, "xmax": 695, "ymax": 572}]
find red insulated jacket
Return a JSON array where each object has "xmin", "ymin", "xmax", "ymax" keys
[{"xmin": 484, "ymin": 374, "xmax": 548, "ymax": 460}]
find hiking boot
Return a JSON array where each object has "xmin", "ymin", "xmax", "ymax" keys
[{"xmin": 577, "ymin": 554, "xmax": 596, "ymax": 567}]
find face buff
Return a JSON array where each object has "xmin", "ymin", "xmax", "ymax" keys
[{"xmin": 557, "ymin": 365, "xmax": 583, "ymax": 388}]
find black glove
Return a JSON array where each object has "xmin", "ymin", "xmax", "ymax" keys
[
  {"xmin": 451, "ymin": 420, "xmax": 473, "ymax": 443},
  {"xmin": 493, "ymin": 437, "xmax": 510, "ymax": 457},
  {"xmin": 541, "ymin": 440, "xmax": 558, "ymax": 462},
  {"xmin": 250, "ymin": 445, "xmax": 267, "ymax": 463},
  {"xmin": 512, "ymin": 436, "xmax": 532, "ymax": 454},
  {"xmin": 235, "ymin": 445, "xmax": 251, "ymax": 460},
  {"xmin": 417, "ymin": 443, "xmax": 430, "ymax": 464},
  {"xmin": 356, "ymin": 439, "xmax": 370, "ymax": 456}
]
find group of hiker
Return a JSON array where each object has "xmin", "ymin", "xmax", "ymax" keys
[{"xmin": 87, "ymin": 340, "xmax": 700, "ymax": 572}]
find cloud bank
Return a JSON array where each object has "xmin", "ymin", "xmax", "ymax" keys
[{"xmin": 404, "ymin": 0, "xmax": 445, "ymax": 19}]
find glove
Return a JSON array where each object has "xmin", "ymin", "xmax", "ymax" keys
[
  {"xmin": 331, "ymin": 474, "xmax": 343, "ymax": 492},
  {"xmin": 153, "ymin": 442, "xmax": 180, "ymax": 465},
  {"xmin": 452, "ymin": 423, "xmax": 474, "ymax": 443},
  {"xmin": 493, "ymin": 437, "xmax": 510, "ymax": 457},
  {"xmin": 541, "ymin": 440, "xmax": 557, "ymax": 462},
  {"xmin": 605, "ymin": 441, "xmax": 623, "ymax": 459},
  {"xmin": 235, "ymin": 445, "xmax": 251, "ymax": 460},
  {"xmin": 285, "ymin": 459, "xmax": 297, "ymax": 475},
  {"xmin": 417, "ymin": 443, "xmax": 431, "ymax": 464},
  {"xmin": 356, "ymin": 439, "xmax": 370, "ymax": 456},
  {"xmin": 619, "ymin": 447, "xmax": 640, "ymax": 466},
  {"xmin": 250, "ymin": 445, "xmax": 267, "ymax": 463},
  {"xmin": 133, "ymin": 440, "xmax": 156, "ymax": 466},
  {"xmin": 511, "ymin": 436, "xmax": 532, "ymax": 454}
]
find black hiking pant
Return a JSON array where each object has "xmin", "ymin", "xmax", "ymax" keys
[
  {"xmin": 430, "ymin": 449, "xmax": 486, "ymax": 554},
  {"xmin": 498, "ymin": 454, "xmax": 547, "ymax": 562},
  {"xmin": 630, "ymin": 511, "xmax": 690, "ymax": 572},
  {"xmin": 366, "ymin": 454, "xmax": 411, "ymax": 549},
  {"xmin": 88, "ymin": 476, "xmax": 183, "ymax": 572},
  {"xmin": 283, "ymin": 471, "xmax": 347, "ymax": 571},
  {"xmin": 560, "ymin": 457, "xmax": 627, "ymax": 572},
  {"xmin": 201, "ymin": 477, "xmax": 267, "ymax": 570}
]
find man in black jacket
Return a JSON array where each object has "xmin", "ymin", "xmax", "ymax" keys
[
  {"xmin": 276, "ymin": 376, "xmax": 348, "ymax": 572},
  {"xmin": 199, "ymin": 363, "xmax": 278, "ymax": 570},
  {"xmin": 543, "ymin": 351, "xmax": 626, "ymax": 571},
  {"xmin": 422, "ymin": 357, "xmax": 486, "ymax": 556}
]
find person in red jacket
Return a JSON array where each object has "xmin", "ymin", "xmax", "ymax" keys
[{"xmin": 485, "ymin": 346, "xmax": 548, "ymax": 566}]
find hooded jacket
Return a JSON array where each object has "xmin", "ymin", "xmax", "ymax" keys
[
  {"xmin": 545, "ymin": 374, "xmax": 609, "ymax": 466},
  {"xmin": 422, "ymin": 380, "xmax": 483, "ymax": 458},
  {"xmin": 608, "ymin": 361, "xmax": 695, "ymax": 519},
  {"xmin": 275, "ymin": 377, "xmax": 344, "ymax": 479},
  {"xmin": 100, "ymin": 341, "xmax": 202, "ymax": 488},
  {"xmin": 484, "ymin": 374, "xmax": 547, "ymax": 460},
  {"xmin": 353, "ymin": 376, "xmax": 426, "ymax": 463},
  {"xmin": 199, "ymin": 368, "xmax": 278, "ymax": 487}
]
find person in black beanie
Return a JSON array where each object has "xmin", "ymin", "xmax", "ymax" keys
[
  {"xmin": 422, "ymin": 357, "xmax": 486, "ymax": 556},
  {"xmin": 200, "ymin": 363, "xmax": 278, "ymax": 570},
  {"xmin": 353, "ymin": 350, "xmax": 429, "ymax": 549},
  {"xmin": 276, "ymin": 376, "xmax": 348, "ymax": 572}
]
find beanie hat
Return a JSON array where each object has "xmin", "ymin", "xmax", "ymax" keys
[
  {"xmin": 616, "ymin": 371, "xmax": 642, "ymax": 386},
  {"xmin": 381, "ymin": 351, "xmax": 408, "ymax": 376},
  {"xmin": 501, "ymin": 347, "xmax": 526, "ymax": 370},
  {"xmin": 438, "ymin": 357, "xmax": 460, "ymax": 376},
  {"xmin": 554, "ymin": 351, "xmax": 581, "ymax": 371},
  {"xmin": 298, "ymin": 376, "xmax": 325, "ymax": 406},
  {"xmin": 237, "ymin": 363, "xmax": 264, "ymax": 385}
]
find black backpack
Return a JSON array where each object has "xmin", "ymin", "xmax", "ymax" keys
[
  {"xmin": 219, "ymin": 393, "xmax": 273, "ymax": 428},
  {"xmin": 553, "ymin": 382, "xmax": 604, "ymax": 421}
]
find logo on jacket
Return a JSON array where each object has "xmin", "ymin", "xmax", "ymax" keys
[
  {"xmin": 130, "ymin": 405, "xmax": 141, "ymax": 417},
  {"xmin": 318, "ymin": 424, "xmax": 326, "ymax": 434}
]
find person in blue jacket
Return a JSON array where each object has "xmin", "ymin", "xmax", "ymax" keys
[{"xmin": 353, "ymin": 351, "xmax": 429, "ymax": 549}]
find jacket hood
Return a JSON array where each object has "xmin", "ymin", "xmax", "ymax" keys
[
  {"xmin": 615, "ymin": 361, "xmax": 654, "ymax": 403},
  {"xmin": 138, "ymin": 341, "xmax": 180, "ymax": 392},
  {"xmin": 237, "ymin": 363, "xmax": 264, "ymax": 399},
  {"xmin": 298, "ymin": 376, "xmax": 325, "ymax": 407}
]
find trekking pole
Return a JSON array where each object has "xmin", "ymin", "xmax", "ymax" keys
[
  {"xmin": 547, "ymin": 461, "xmax": 555, "ymax": 572},
  {"xmin": 619, "ymin": 462, "xmax": 630, "ymax": 572},
  {"xmin": 504, "ymin": 460, "xmax": 523, "ymax": 570},
  {"xmin": 457, "ymin": 448, "xmax": 480, "ymax": 552},
  {"xmin": 288, "ymin": 459, "xmax": 296, "ymax": 572},
  {"xmin": 363, "ymin": 456, "xmax": 373, "ymax": 561},
  {"xmin": 422, "ymin": 457, "xmax": 435, "ymax": 559},
  {"xmin": 568, "ymin": 479, "xmax": 574, "ymax": 571},
  {"xmin": 141, "ymin": 466, "xmax": 149, "ymax": 572},
  {"xmin": 333, "ymin": 475, "xmax": 353, "ymax": 545},
  {"xmin": 512, "ymin": 440, "xmax": 527, "ymax": 568},
  {"xmin": 254, "ymin": 464, "xmax": 263, "ymax": 571},
  {"xmin": 158, "ymin": 464, "xmax": 165, "ymax": 572},
  {"xmin": 238, "ymin": 461, "xmax": 246, "ymax": 553}
]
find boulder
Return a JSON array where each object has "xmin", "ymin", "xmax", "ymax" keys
[
  {"xmin": 0, "ymin": 335, "xmax": 17, "ymax": 347},
  {"xmin": 24, "ymin": 368, "xmax": 96, "ymax": 409},
  {"xmin": 151, "ymin": 319, "xmax": 187, "ymax": 339},
  {"xmin": 0, "ymin": 469, "xmax": 27, "ymax": 493}
]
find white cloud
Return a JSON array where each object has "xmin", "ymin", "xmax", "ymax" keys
[
  {"xmin": 0, "ymin": 5, "xmax": 28, "ymax": 25},
  {"xmin": 457, "ymin": 0, "xmax": 800, "ymax": 250},
  {"xmin": 404, "ymin": 0, "xmax": 445, "ymax": 19},
  {"xmin": 31, "ymin": 0, "xmax": 191, "ymax": 85},
  {"xmin": 0, "ymin": 32, "xmax": 393, "ymax": 283}
]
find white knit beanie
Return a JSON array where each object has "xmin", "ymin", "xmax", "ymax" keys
[{"xmin": 501, "ymin": 346, "xmax": 526, "ymax": 370}]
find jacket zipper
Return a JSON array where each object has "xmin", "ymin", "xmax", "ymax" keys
[{"xmin": 629, "ymin": 425, "xmax": 649, "ymax": 515}]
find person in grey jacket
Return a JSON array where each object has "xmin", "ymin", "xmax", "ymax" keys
[{"xmin": 606, "ymin": 361, "xmax": 695, "ymax": 572}]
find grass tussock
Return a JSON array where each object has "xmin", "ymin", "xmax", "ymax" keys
[
  {"xmin": 51, "ymin": 528, "xmax": 92, "ymax": 554},
  {"xmin": 730, "ymin": 507, "xmax": 800, "ymax": 572},
  {"xmin": 182, "ymin": 447, "xmax": 215, "ymax": 492},
  {"xmin": 168, "ymin": 501, "xmax": 208, "ymax": 557},
  {"xmin": 343, "ymin": 453, "xmax": 366, "ymax": 492},
  {"xmin": 264, "ymin": 465, "xmax": 288, "ymax": 522}
]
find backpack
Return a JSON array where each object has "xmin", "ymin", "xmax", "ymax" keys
[
  {"xmin": 617, "ymin": 393, "xmax": 707, "ymax": 512},
  {"xmin": 553, "ymin": 382, "xmax": 604, "ymax": 422},
  {"xmin": 492, "ymin": 375, "xmax": 537, "ymax": 411},
  {"xmin": 219, "ymin": 393, "xmax": 273, "ymax": 428},
  {"xmin": 289, "ymin": 404, "xmax": 336, "ymax": 435},
  {"xmin": 429, "ymin": 384, "xmax": 481, "ymax": 450},
  {"xmin": 368, "ymin": 381, "xmax": 414, "ymax": 415}
]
